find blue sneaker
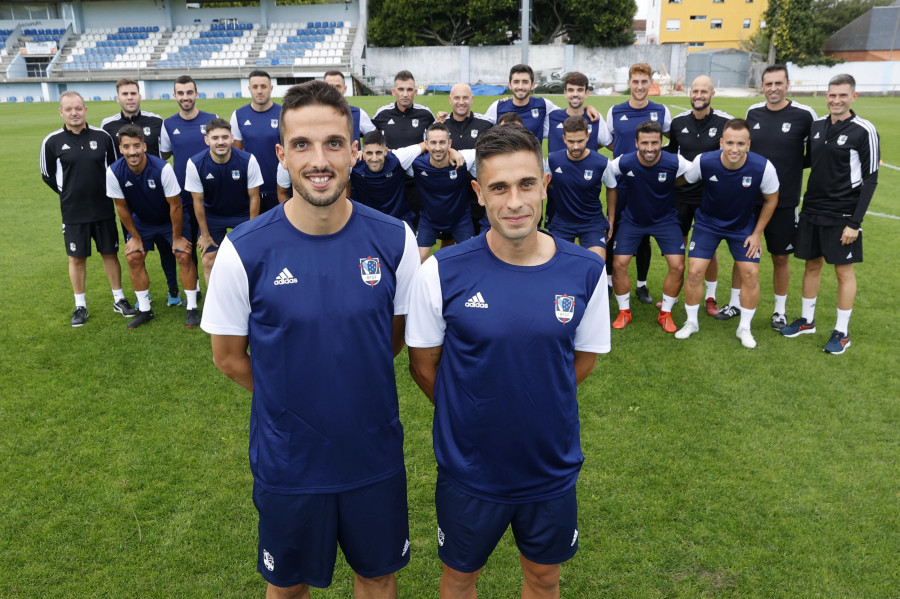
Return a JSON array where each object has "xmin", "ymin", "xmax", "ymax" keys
[
  {"xmin": 167, "ymin": 292, "xmax": 183, "ymax": 307},
  {"xmin": 823, "ymin": 330, "xmax": 851, "ymax": 354},
  {"xmin": 781, "ymin": 317, "xmax": 816, "ymax": 337}
]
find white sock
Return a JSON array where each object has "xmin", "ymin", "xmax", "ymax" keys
[
  {"xmin": 661, "ymin": 294, "xmax": 677, "ymax": 312},
  {"xmin": 729, "ymin": 287, "xmax": 741, "ymax": 308},
  {"xmin": 835, "ymin": 308, "xmax": 852, "ymax": 334},
  {"xmin": 136, "ymin": 289, "xmax": 151, "ymax": 312},
  {"xmin": 615, "ymin": 293, "xmax": 631, "ymax": 311},
  {"xmin": 195, "ymin": 283, "xmax": 201, "ymax": 293},
  {"xmin": 705, "ymin": 280, "xmax": 718, "ymax": 300},
  {"xmin": 801, "ymin": 296, "xmax": 817, "ymax": 323},
  {"xmin": 186, "ymin": 289, "xmax": 199, "ymax": 310},
  {"xmin": 774, "ymin": 294, "xmax": 787, "ymax": 315},
  {"xmin": 739, "ymin": 305, "xmax": 756, "ymax": 332},
  {"xmin": 112, "ymin": 288, "xmax": 125, "ymax": 301},
  {"xmin": 636, "ymin": 280, "xmax": 647, "ymax": 288},
  {"xmin": 685, "ymin": 303, "xmax": 700, "ymax": 326},
  {"xmin": 74, "ymin": 293, "xmax": 86, "ymax": 308}
]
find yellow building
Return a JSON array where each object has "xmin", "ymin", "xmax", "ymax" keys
[{"xmin": 658, "ymin": 0, "xmax": 769, "ymax": 51}]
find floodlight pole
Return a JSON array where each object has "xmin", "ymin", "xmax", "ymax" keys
[{"xmin": 521, "ymin": 0, "xmax": 530, "ymax": 65}]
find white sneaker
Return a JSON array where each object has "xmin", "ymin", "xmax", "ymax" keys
[
  {"xmin": 736, "ymin": 328, "xmax": 757, "ymax": 349},
  {"xmin": 675, "ymin": 321, "xmax": 699, "ymax": 339}
]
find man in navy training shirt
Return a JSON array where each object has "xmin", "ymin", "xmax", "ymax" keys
[
  {"xmin": 780, "ymin": 74, "xmax": 879, "ymax": 355},
  {"xmin": 202, "ymin": 80, "xmax": 419, "ymax": 599},
  {"xmin": 407, "ymin": 124, "xmax": 610, "ymax": 599},
  {"xmin": 40, "ymin": 91, "xmax": 136, "ymax": 327},
  {"xmin": 324, "ymin": 70, "xmax": 376, "ymax": 142},
  {"xmin": 607, "ymin": 120, "xmax": 689, "ymax": 334},
  {"xmin": 675, "ymin": 119, "xmax": 779, "ymax": 349},
  {"xmin": 546, "ymin": 71, "xmax": 612, "ymax": 154},
  {"xmin": 106, "ymin": 125, "xmax": 202, "ymax": 330},
  {"xmin": 350, "ymin": 130, "xmax": 424, "ymax": 228},
  {"xmin": 184, "ymin": 118, "xmax": 262, "ymax": 286},
  {"xmin": 231, "ymin": 70, "xmax": 282, "ymax": 214},
  {"xmin": 546, "ymin": 116, "xmax": 617, "ymax": 260}
]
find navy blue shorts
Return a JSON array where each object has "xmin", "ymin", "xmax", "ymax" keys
[
  {"xmin": 689, "ymin": 228, "xmax": 760, "ymax": 263},
  {"xmin": 435, "ymin": 474, "xmax": 579, "ymax": 573},
  {"xmin": 253, "ymin": 469, "xmax": 411, "ymax": 589},
  {"xmin": 548, "ymin": 216, "xmax": 609, "ymax": 249},
  {"xmin": 416, "ymin": 213, "xmax": 475, "ymax": 248},
  {"xmin": 613, "ymin": 219, "xmax": 684, "ymax": 256},
  {"xmin": 126, "ymin": 215, "xmax": 192, "ymax": 253},
  {"xmin": 205, "ymin": 213, "xmax": 248, "ymax": 251}
]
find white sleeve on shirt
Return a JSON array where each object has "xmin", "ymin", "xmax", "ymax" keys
[
  {"xmin": 184, "ymin": 158, "xmax": 203, "ymax": 193},
  {"xmin": 105, "ymin": 167, "xmax": 124, "ymax": 199},
  {"xmin": 405, "ymin": 255, "xmax": 446, "ymax": 347},
  {"xmin": 574, "ymin": 268, "xmax": 611, "ymax": 354},
  {"xmin": 662, "ymin": 105, "xmax": 673, "ymax": 133},
  {"xmin": 394, "ymin": 144, "xmax": 423, "ymax": 170},
  {"xmin": 595, "ymin": 118, "xmax": 613, "ymax": 148},
  {"xmin": 676, "ymin": 154, "xmax": 692, "ymax": 177},
  {"xmin": 199, "ymin": 236, "xmax": 251, "ymax": 336},
  {"xmin": 542, "ymin": 98, "xmax": 561, "ymax": 139},
  {"xmin": 606, "ymin": 156, "xmax": 622, "ymax": 178},
  {"xmin": 760, "ymin": 159, "xmax": 780, "ymax": 194},
  {"xmin": 246, "ymin": 154, "xmax": 264, "ymax": 189},
  {"xmin": 159, "ymin": 124, "xmax": 171, "ymax": 153},
  {"xmin": 161, "ymin": 163, "xmax": 182, "ymax": 196},
  {"xmin": 393, "ymin": 223, "xmax": 421, "ymax": 316},
  {"xmin": 460, "ymin": 149, "xmax": 477, "ymax": 177},
  {"xmin": 359, "ymin": 109, "xmax": 376, "ymax": 135},
  {"xmin": 276, "ymin": 162, "xmax": 291, "ymax": 189},
  {"xmin": 605, "ymin": 107, "xmax": 615, "ymax": 141},
  {"xmin": 602, "ymin": 163, "xmax": 618, "ymax": 188},
  {"xmin": 229, "ymin": 111, "xmax": 243, "ymax": 141},
  {"xmin": 484, "ymin": 100, "xmax": 499, "ymax": 124},
  {"xmin": 683, "ymin": 154, "xmax": 702, "ymax": 184}
]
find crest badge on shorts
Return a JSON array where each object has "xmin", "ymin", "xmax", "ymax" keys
[
  {"xmin": 271, "ymin": 119, "xmax": 279, "ymax": 128},
  {"xmin": 143, "ymin": 126, "xmax": 151, "ymax": 136},
  {"xmin": 742, "ymin": 176, "xmax": 752, "ymax": 187},
  {"xmin": 148, "ymin": 179, "xmax": 156, "ymax": 189},
  {"xmin": 650, "ymin": 112, "xmax": 658, "ymax": 122},
  {"xmin": 359, "ymin": 257, "xmax": 382, "ymax": 286},
  {"xmin": 838, "ymin": 135, "xmax": 848, "ymax": 145},
  {"xmin": 658, "ymin": 172, "xmax": 667, "ymax": 182},
  {"xmin": 555, "ymin": 294, "xmax": 575, "ymax": 324},
  {"xmin": 89, "ymin": 141, "xmax": 98, "ymax": 150},
  {"xmin": 262, "ymin": 549, "xmax": 275, "ymax": 572},
  {"xmin": 584, "ymin": 170, "xmax": 593, "ymax": 180},
  {"xmin": 782, "ymin": 122, "xmax": 791, "ymax": 133},
  {"xmin": 231, "ymin": 170, "xmax": 241, "ymax": 180},
  {"xmin": 531, "ymin": 108, "xmax": 540, "ymax": 118},
  {"xmin": 412, "ymin": 119, "xmax": 419, "ymax": 128}
]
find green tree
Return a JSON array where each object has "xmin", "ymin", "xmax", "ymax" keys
[{"xmin": 531, "ymin": 0, "xmax": 636, "ymax": 47}]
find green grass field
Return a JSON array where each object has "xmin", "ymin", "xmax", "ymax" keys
[{"xmin": 1, "ymin": 92, "xmax": 898, "ymax": 598}]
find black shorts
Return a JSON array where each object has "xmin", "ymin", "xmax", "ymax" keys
[
  {"xmin": 756, "ymin": 205, "xmax": 798, "ymax": 255},
  {"xmin": 63, "ymin": 218, "xmax": 119, "ymax": 257},
  {"xmin": 675, "ymin": 201, "xmax": 699, "ymax": 238},
  {"xmin": 794, "ymin": 218, "xmax": 863, "ymax": 265}
]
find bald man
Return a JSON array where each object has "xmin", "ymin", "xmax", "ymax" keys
[{"xmin": 666, "ymin": 75, "xmax": 734, "ymax": 316}]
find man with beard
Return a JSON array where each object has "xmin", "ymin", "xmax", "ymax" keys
[
  {"xmin": 324, "ymin": 70, "xmax": 376, "ymax": 142},
  {"xmin": 231, "ymin": 70, "xmax": 282, "ymax": 214},
  {"xmin": 202, "ymin": 80, "xmax": 419, "ymax": 599},
  {"xmin": 546, "ymin": 71, "xmax": 612, "ymax": 154}
]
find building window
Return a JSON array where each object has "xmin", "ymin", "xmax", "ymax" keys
[
  {"xmin": 688, "ymin": 42, "xmax": 705, "ymax": 47},
  {"xmin": 668, "ymin": 0, "xmax": 682, "ymax": 4},
  {"xmin": 743, "ymin": 18, "xmax": 751, "ymax": 28},
  {"xmin": 711, "ymin": 19, "xmax": 723, "ymax": 29},
  {"xmin": 690, "ymin": 15, "xmax": 707, "ymax": 20},
  {"xmin": 760, "ymin": 20, "xmax": 766, "ymax": 28},
  {"xmin": 666, "ymin": 19, "xmax": 681, "ymax": 31},
  {"xmin": 713, "ymin": 0, "xmax": 724, "ymax": 3}
]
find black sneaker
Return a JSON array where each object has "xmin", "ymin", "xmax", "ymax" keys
[
  {"xmin": 185, "ymin": 309, "xmax": 200, "ymax": 329},
  {"xmin": 636, "ymin": 286, "xmax": 654, "ymax": 304},
  {"xmin": 715, "ymin": 304, "xmax": 741, "ymax": 320},
  {"xmin": 127, "ymin": 310, "xmax": 154, "ymax": 329},
  {"xmin": 113, "ymin": 298, "xmax": 137, "ymax": 317},
  {"xmin": 71, "ymin": 306, "xmax": 89, "ymax": 327},
  {"xmin": 771, "ymin": 312, "xmax": 787, "ymax": 331}
]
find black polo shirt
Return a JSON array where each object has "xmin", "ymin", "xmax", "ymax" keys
[
  {"xmin": 444, "ymin": 112, "xmax": 493, "ymax": 151},
  {"xmin": 101, "ymin": 110, "xmax": 164, "ymax": 158},
  {"xmin": 666, "ymin": 108, "xmax": 733, "ymax": 205},
  {"xmin": 372, "ymin": 102, "xmax": 435, "ymax": 148}
]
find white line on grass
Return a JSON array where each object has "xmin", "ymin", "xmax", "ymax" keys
[
  {"xmin": 869, "ymin": 211, "xmax": 900, "ymax": 220},
  {"xmin": 879, "ymin": 161, "xmax": 900, "ymax": 172},
  {"xmin": 670, "ymin": 104, "xmax": 690, "ymax": 112}
]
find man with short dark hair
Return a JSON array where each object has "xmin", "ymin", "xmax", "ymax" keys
[
  {"xmin": 372, "ymin": 70, "xmax": 435, "ymax": 148},
  {"xmin": 350, "ymin": 130, "xmax": 423, "ymax": 228},
  {"xmin": 547, "ymin": 71, "xmax": 612, "ymax": 154},
  {"xmin": 40, "ymin": 90, "xmax": 136, "ymax": 326},
  {"xmin": 781, "ymin": 74, "xmax": 879, "ymax": 354},
  {"xmin": 202, "ymin": 80, "xmax": 418, "ymax": 598},
  {"xmin": 675, "ymin": 119, "xmax": 779, "ymax": 349},
  {"xmin": 106, "ymin": 125, "xmax": 201, "ymax": 329},
  {"xmin": 185, "ymin": 118, "xmax": 262, "ymax": 285},
  {"xmin": 666, "ymin": 75, "xmax": 734, "ymax": 317},
  {"xmin": 324, "ymin": 70, "xmax": 376, "ymax": 141},
  {"xmin": 230, "ymin": 70, "xmax": 282, "ymax": 214},
  {"xmin": 742, "ymin": 64, "xmax": 819, "ymax": 330},
  {"xmin": 607, "ymin": 120, "xmax": 688, "ymax": 334},
  {"xmin": 407, "ymin": 124, "xmax": 610, "ymax": 599},
  {"xmin": 546, "ymin": 116, "xmax": 617, "ymax": 259},
  {"xmin": 102, "ymin": 77, "xmax": 182, "ymax": 307},
  {"xmin": 485, "ymin": 64, "xmax": 560, "ymax": 144}
]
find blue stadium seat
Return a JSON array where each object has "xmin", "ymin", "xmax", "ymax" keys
[
  {"xmin": 25, "ymin": 96, "xmax": 34, "ymax": 102},
  {"xmin": 9, "ymin": 97, "xmax": 16, "ymax": 102},
  {"xmin": 199, "ymin": 92, "xmax": 206, "ymax": 99},
  {"xmin": 93, "ymin": 96, "xmax": 101, "ymax": 101},
  {"xmin": 216, "ymin": 92, "xmax": 225, "ymax": 99}
]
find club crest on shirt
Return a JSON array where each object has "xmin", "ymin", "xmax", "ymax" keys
[
  {"xmin": 838, "ymin": 135, "xmax": 848, "ymax": 145},
  {"xmin": 658, "ymin": 172, "xmax": 667, "ymax": 182},
  {"xmin": 271, "ymin": 119, "xmax": 279, "ymax": 128},
  {"xmin": 709, "ymin": 127, "xmax": 717, "ymax": 137},
  {"xmin": 531, "ymin": 108, "xmax": 540, "ymax": 118},
  {"xmin": 200, "ymin": 125, "xmax": 207, "ymax": 134},
  {"xmin": 359, "ymin": 257, "xmax": 381, "ymax": 286},
  {"xmin": 471, "ymin": 129, "xmax": 478, "ymax": 138},
  {"xmin": 650, "ymin": 112, "xmax": 658, "ymax": 122},
  {"xmin": 449, "ymin": 170, "xmax": 458, "ymax": 180},
  {"xmin": 742, "ymin": 176, "xmax": 752, "ymax": 187},
  {"xmin": 412, "ymin": 119, "xmax": 419, "ymax": 128},
  {"xmin": 782, "ymin": 122, "xmax": 791, "ymax": 133},
  {"xmin": 555, "ymin": 294, "xmax": 575, "ymax": 324},
  {"xmin": 143, "ymin": 126, "xmax": 151, "ymax": 136},
  {"xmin": 148, "ymin": 178, "xmax": 156, "ymax": 189},
  {"xmin": 89, "ymin": 141, "xmax": 98, "ymax": 150},
  {"xmin": 231, "ymin": 170, "xmax": 241, "ymax": 180},
  {"xmin": 584, "ymin": 170, "xmax": 593, "ymax": 180}
]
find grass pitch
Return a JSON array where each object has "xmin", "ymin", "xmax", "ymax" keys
[{"xmin": 0, "ymin": 92, "xmax": 898, "ymax": 598}]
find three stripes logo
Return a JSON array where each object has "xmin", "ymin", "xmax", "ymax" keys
[
  {"xmin": 274, "ymin": 268, "xmax": 298, "ymax": 285},
  {"xmin": 465, "ymin": 292, "xmax": 488, "ymax": 308}
]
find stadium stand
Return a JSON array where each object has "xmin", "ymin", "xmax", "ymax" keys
[
  {"xmin": 60, "ymin": 26, "xmax": 163, "ymax": 71},
  {"xmin": 257, "ymin": 21, "xmax": 349, "ymax": 67},
  {"xmin": 157, "ymin": 23, "xmax": 256, "ymax": 69}
]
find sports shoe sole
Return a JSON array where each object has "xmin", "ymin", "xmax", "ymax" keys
[{"xmin": 782, "ymin": 326, "xmax": 817, "ymax": 338}]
